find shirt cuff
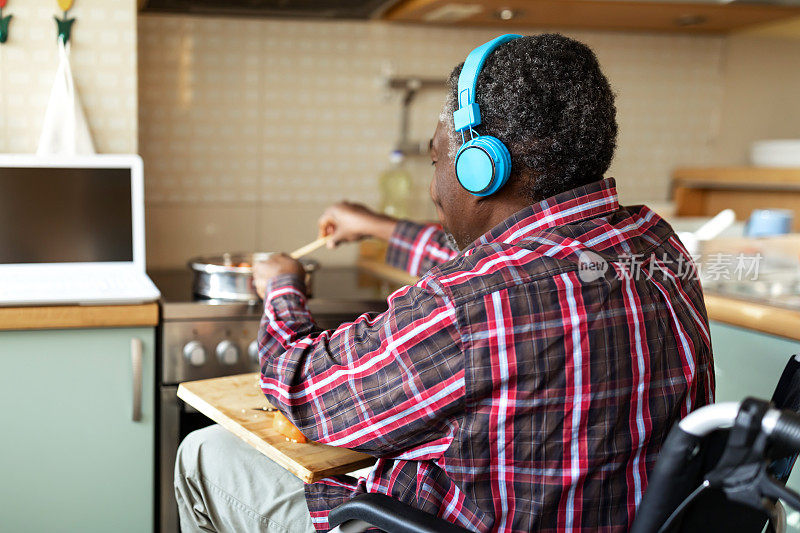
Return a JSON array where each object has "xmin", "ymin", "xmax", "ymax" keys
[{"xmin": 263, "ymin": 274, "xmax": 308, "ymax": 313}]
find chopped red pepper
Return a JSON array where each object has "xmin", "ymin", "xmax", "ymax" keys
[{"xmin": 273, "ymin": 412, "xmax": 308, "ymax": 443}]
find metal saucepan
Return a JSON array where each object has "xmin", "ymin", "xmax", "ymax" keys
[{"xmin": 189, "ymin": 252, "xmax": 318, "ymax": 303}]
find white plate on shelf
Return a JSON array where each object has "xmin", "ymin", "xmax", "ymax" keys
[{"xmin": 751, "ymin": 140, "xmax": 800, "ymax": 168}]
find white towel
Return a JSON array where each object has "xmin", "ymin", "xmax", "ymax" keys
[{"xmin": 37, "ymin": 36, "xmax": 95, "ymax": 155}]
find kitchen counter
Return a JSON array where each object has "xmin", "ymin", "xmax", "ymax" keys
[
  {"xmin": 0, "ymin": 302, "xmax": 159, "ymax": 331},
  {"xmin": 704, "ymin": 292, "xmax": 800, "ymax": 341}
]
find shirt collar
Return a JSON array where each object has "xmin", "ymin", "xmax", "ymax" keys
[{"xmin": 468, "ymin": 177, "xmax": 620, "ymax": 250}]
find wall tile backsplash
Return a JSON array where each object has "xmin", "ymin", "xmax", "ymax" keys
[
  {"xmin": 139, "ymin": 17, "xmax": 726, "ymax": 206},
  {"xmin": 138, "ymin": 16, "xmax": 737, "ymax": 266},
  {"xmin": 0, "ymin": 3, "xmax": 795, "ymax": 269},
  {"xmin": 4, "ymin": 9, "xmax": 792, "ymax": 268},
  {"xmin": 139, "ymin": 15, "xmax": 744, "ymax": 266}
]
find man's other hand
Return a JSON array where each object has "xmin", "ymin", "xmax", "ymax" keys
[
  {"xmin": 318, "ymin": 201, "xmax": 398, "ymax": 248},
  {"xmin": 252, "ymin": 254, "xmax": 306, "ymax": 300}
]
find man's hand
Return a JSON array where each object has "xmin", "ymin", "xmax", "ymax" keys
[
  {"xmin": 318, "ymin": 201, "xmax": 398, "ymax": 248},
  {"xmin": 252, "ymin": 253, "xmax": 306, "ymax": 300}
]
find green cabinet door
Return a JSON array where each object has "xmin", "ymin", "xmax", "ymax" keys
[
  {"xmin": 0, "ymin": 327, "xmax": 154, "ymax": 532},
  {"xmin": 710, "ymin": 321, "xmax": 800, "ymax": 405},
  {"xmin": 710, "ymin": 321, "xmax": 800, "ymax": 532}
]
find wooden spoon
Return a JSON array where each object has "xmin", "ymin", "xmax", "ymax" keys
[{"xmin": 289, "ymin": 236, "xmax": 332, "ymax": 260}]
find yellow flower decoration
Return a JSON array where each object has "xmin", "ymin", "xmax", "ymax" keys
[{"xmin": 57, "ymin": 0, "xmax": 74, "ymax": 12}]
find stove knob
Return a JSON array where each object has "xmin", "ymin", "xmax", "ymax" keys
[
  {"xmin": 183, "ymin": 341, "xmax": 206, "ymax": 366},
  {"xmin": 248, "ymin": 340, "xmax": 260, "ymax": 363},
  {"xmin": 216, "ymin": 340, "xmax": 239, "ymax": 366}
]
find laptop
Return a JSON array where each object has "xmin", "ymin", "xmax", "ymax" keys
[{"xmin": 0, "ymin": 154, "xmax": 160, "ymax": 306}]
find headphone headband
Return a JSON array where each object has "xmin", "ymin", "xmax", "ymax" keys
[{"xmin": 453, "ymin": 34, "xmax": 522, "ymax": 133}]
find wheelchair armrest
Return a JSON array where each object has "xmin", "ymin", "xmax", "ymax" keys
[{"xmin": 328, "ymin": 493, "xmax": 473, "ymax": 533}]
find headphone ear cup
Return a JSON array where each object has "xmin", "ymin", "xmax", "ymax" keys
[
  {"xmin": 455, "ymin": 140, "xmax": 493, "ymax": 195},
  {"xmin": 455, "ymin": 135, "xmax": 512, "ymax": 197},
  {"xmin": 478, "ymin": 136, "xmax": 511, "ymax": 194}
]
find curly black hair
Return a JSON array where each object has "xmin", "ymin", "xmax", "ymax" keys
[{"xmin": 441, "ymin": 34, "xmax": 618, "ymax": 201}]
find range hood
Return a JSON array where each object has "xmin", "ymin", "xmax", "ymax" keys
[{"xmin": 139, "ymin": 0, "xmax": 401, "ymax": 19}]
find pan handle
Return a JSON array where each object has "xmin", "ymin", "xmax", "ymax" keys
[{"xmin": 131, "ymin": 338, "xmax": 143, "ymax": 422}]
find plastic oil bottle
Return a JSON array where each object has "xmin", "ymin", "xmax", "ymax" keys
[{"xmin": 378, "ymin": 150, "xmax": 412, "ymax": 219}]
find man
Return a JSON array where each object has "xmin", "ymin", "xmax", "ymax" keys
[{"xmin": 175, "ymin": 33, "xmax": 713, "ymax": 532}]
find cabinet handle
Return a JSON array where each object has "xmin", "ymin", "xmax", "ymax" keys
[{"xmin": 131, "ymin": 338, "xmax": 143, "ymax": 422}]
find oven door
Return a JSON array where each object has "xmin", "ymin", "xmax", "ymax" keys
[{"xmin": 159, "ymin": 385, "xmax": 216, "ymax": 533}]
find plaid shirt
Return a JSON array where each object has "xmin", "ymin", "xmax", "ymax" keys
[{"xmin": 258, "ymin": 178, "xmax": 714, "ymax": 532}]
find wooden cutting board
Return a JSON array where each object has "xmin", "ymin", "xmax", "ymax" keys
[{"xmin": 177, "ymin": 373, "xmax": 375, "ymax": 483}]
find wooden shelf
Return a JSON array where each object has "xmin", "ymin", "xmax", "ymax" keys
[
  {"xmin": 0, "ymin": 303, "xmax": 159, "ymax": 331},
  {"xmin": 674, "ymin": 167, "xmax": 800, "ymax": 189},
  {"xmin": 382, "ymin": 0, "xmax": 800, "ymax": 35},
  {"xmin": 672, "ymin": 166, "xmax": 800, "ymax": 226}
]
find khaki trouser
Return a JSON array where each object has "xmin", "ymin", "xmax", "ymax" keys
[{"xmin": 175, "ymin": 424, "xmax": 316, "ymax": 533}]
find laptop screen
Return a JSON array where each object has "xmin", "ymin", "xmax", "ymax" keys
[{"xmin": 0, "ymin": 167, "xmax": 133, "ymax": 264}]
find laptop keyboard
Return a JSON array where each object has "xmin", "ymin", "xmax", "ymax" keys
[{"xmin": 0, "ymin": 272, "xmax": 160, "ymax": 304}]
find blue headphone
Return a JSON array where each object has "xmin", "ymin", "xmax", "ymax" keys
[{"xmin": 453, "ymin": 34, "xmax": 521, "ymax": 197}]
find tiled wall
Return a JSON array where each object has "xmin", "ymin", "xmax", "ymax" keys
[
  {"xmin": 139, "ymin": 16, "xmax": 734, "ymax": 267},
  {"xmin": 1, "ymin": 5, "xmax": 796, "ymax": 271},
  {"xmin": 0, "ymin": 0, "xmax": 137, "ymax": 153},
  {"xmin": 712, "ymin": 33, "xmax": 800, "ymax": 166}
]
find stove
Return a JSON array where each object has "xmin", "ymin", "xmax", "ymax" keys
[
  {"xmin": 149, "ymin": 266, "xmax": 392, "ymax": 533},
  {"xmin": 152, "ymin": 267, "xmax": 391, "ymax": 384}
]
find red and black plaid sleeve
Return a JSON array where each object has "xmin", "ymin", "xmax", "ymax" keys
[
  {"xmin": 258, "ymin": 272, "xmax": 465, "ymax": 457},
  {"xmin": 385, "ymin": 220, "xmax": 457, "ymax": 276}
]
